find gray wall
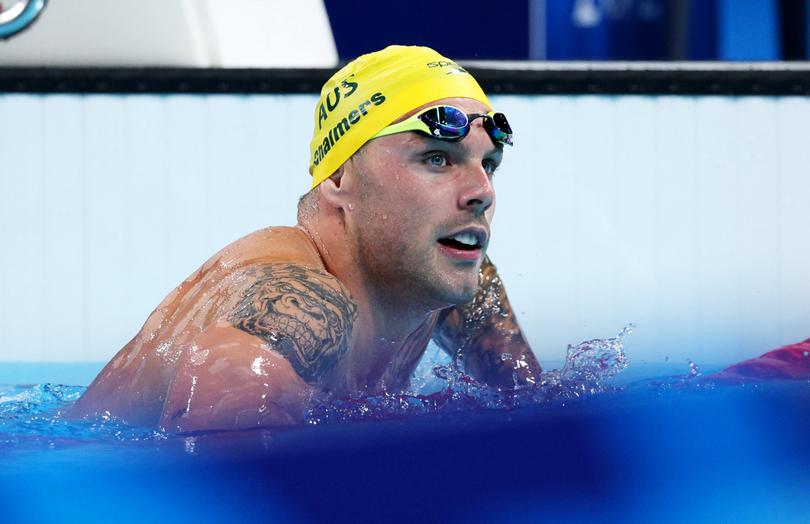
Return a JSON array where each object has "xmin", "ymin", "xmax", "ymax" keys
[{"xmin": 1, "ymin": 93, "xmax": 808, "ymax": 365}]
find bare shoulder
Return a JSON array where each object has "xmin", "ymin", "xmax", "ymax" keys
[
  {"xmin": 160, "ymin": 323, "xmax": 314, "ymax": 432},
  {"xmin": 227, "ymin": 263, "xmax": 358, "ymax": 383},
  {"xmin": 159, "ymin": 263, "xmax": 357, "ymax": 432},
  {"xmin": 200, "ymin": 226, "xmax": 323, "ymax": 271}
]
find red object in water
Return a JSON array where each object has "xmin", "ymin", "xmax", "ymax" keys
[{"xmin": 711, "ymin": 338, "xmax": 810, "ymax": 382}]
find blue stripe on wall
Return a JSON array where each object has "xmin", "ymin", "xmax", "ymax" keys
[
  {"xmin": 545, "ymin": 0, "xmax": 667, "ymax": 60},
  {"xmin": 719, "ymin": 0, "xmax": 780, "ymax": 60}
]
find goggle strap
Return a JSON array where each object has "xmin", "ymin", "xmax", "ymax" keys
[
  {"xmin": 373, "ymin": 117, "xmax": 434, "ymax": 139},
  {"xmin": 373, "ymin": 105, "xmax": 512, "ymax": 146}
]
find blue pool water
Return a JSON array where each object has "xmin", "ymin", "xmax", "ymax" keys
[{"xmin": 1, "ymin": 331, "xmax": 809, "ymax": 524}]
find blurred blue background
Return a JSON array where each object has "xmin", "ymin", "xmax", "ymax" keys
[
  {"xmin": 324, "ymin": 0, "xmax": 809, "ymax": 61},
  {"xmin": 2, "ymin": 1, "xmax": 808, "ymax": 67}
]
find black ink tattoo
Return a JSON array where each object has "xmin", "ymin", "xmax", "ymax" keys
[
  {"xmin": 434, "ymin": 256, "xmax": 541, "ymax": 386},
  {"xmin": 228, "ymin": 264, "xmax": 357, "ymax": 383}
]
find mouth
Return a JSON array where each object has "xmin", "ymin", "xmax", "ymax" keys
[{"xmin": 437, "ymin": 228, "xmax": 487, "ymax": 261}]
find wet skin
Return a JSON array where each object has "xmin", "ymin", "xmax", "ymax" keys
[
  {"xmin": 340, "ymin": 98, "xmax": 501, "ymax": 311},
  {"xmin": 72, "ymin": 97, "xmax": 541, "ymax": 432}
]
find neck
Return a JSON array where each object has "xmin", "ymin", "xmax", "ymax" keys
[{"xmin": 300, "ymin": 213, "xmax": 437, "ymax": 394}]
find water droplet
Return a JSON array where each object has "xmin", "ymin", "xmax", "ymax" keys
[
  {"xmin": 184, "ymin": 436, "xmax": 197, "ymax": 454},
  {"xmin": 251, "ymin": 356, "xmax": 266, "ymax": 376},
  {"xmin": 686, "ymin": 359, "xmax": 701, "ymax": 378}
]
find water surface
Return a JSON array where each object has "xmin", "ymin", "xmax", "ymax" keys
[{"xmin": 1, "ymin": 330, "xmax": 808, "ymax": 524}]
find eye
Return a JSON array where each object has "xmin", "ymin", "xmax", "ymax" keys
[
  {"xmin": 425, "ymin": 152, "xmax": 449, "ymax": 169},
  {"xmin": 483, "ymin": 158, "xmax": 499, "ymax": 176}
]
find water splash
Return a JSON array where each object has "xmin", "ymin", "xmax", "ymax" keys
[
  {"xmin": 0, "ymin": 383, "xmax": 166, "ymax": 448},
  {"xmin": 1, "ymin": 326, "xmax": 635, "ymax": 439},
  {"xmin": 524, "ymin": 323, "xmax": 634, "ymax": 401},
  {"xmin": 686, "ymin": 358, "xmax": 702, "ymax": 378},
  {"xmin": 305, "ymin": 324, "xmax": 634, "ymax": 424},
  {"xmin": 642, "ymin": 357, "xmax": 714, "ymax": 391}
]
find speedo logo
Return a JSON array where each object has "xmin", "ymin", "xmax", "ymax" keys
[
  {"xmin": 427, "ymin": 60, "xmax": 468, "ymax": 75},
  {"xmin": 312, "ymin": 92, "xmax": 386, "ymax": 167}
]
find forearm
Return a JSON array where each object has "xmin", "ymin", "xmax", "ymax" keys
[
  {"xmin": 435, "ymin": 257, "xmax": 541, "ymax": 387},
  {"xmin": 710, "ymin": 338, "xmax": 810, "ymax": 382}
]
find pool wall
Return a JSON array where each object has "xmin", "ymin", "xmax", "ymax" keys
[{"xmin": 1, "ymin": 86, "xmax": 808, "ymax": 368}]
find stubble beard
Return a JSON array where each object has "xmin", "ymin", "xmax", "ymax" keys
[
  {"xmin": 353, "ymin": 223, "xmax": 480, "ymax": 312},
  {"xmin": 348, "ymin": 159, "xmax": 481, "ymax": 312}
]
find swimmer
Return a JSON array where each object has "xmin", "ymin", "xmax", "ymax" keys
[
  {"xmin": 71, "ymin": 45, "xmax": 541, "ymax": 432},
  {"xmin": 710, "ymin": 338, "xmax": 810, "ymax": 383}
]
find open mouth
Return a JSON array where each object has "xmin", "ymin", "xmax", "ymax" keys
[{"xmin": 437, "ymin": 232, "xmax": 482, "ymax": 251}]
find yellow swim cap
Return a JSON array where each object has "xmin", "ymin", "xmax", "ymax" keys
[{"xmin": 308, "ymin": 45, "xmax": 492, "ymax": 188}]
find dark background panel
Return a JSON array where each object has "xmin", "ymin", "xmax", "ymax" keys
[
  {"xmin": 321, "ymin": 0, "xmax": 808, "ymax": 61},
  {"xmin": 322, "ymin": 0, "xmax": 531, "ymax": 61}
]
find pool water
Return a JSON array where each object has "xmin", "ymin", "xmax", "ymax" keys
[{"xmin": 1, "ymin": 331, "xmax": 809, "ymax": 523}]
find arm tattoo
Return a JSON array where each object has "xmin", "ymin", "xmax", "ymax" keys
[
  {"xmin": 434, "ymin": 257, "xmax": 541, "ymax": 385},
  {"xmin": 228, "ymin": 264, "xmax": 357, "ymax": 383}
]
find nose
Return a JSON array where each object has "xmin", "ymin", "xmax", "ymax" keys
[{"xmin": 457, "ymin": 163, "xmax": 495, "ymax": 215}]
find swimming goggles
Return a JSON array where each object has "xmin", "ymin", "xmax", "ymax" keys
[{"xmin": 373, "ymin": 105, "xmax": 513, "ymax": 146}]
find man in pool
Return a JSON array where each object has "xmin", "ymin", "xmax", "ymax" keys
[{"xmin": 72, "ymin": 45, "xmax": 541, "ymax": 432}]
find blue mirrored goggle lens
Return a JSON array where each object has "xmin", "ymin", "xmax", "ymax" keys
[
  {"xmin": 416, "ymin": 105, "xmax": 513, "ymax": 145},
  {"xmin": 419, "ymin": 106, "xmax": 469, "ymax": 138}
]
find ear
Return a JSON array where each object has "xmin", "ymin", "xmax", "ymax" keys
[{"xmin": 319, "ymin": 161, "xmax": 358, "ymax": 211}]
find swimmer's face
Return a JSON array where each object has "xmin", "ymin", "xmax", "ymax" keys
[{"xmin": 343, "ymin": 97, "xmax": 500, "ymax": 308}]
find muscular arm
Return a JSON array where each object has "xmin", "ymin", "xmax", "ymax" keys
[
  {"xmin": 432, "ymin": 256, "xmax": 541, "ymax": 388},
  {"xmin": 227, "ymin": 264, "xmax": 357, "ymax": 383},
  {"xmin": 709, "ymin": 338, "xmax": 810, "ymax": 383},
  {"xmin": 160, "ymin": 264, "xmax": 357, "ymax": 432}
]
